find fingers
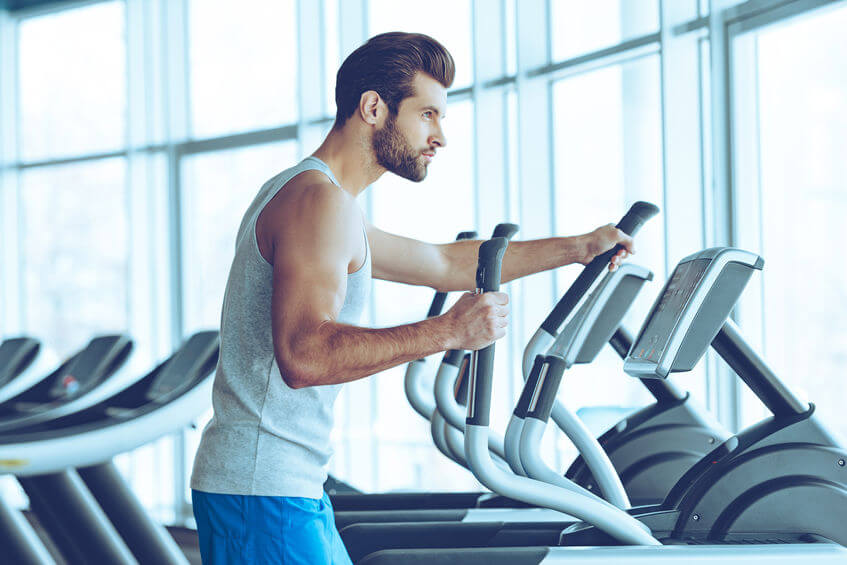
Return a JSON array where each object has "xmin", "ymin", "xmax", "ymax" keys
[
  {"xmin": 615, "ymin": 229, "xmax": 636, "ymax": 255},
  {"xmin": 608, "ymin": 247, "xmax": 630, "ymax": 271},
  {"xmin": 489, "ymin": 291, "xmax": 509, "ymax": 305},
  {"xmin": 446, "ymin": 290, "xmax": 511, "ymax": 350},
  {"xmin": 485, "ymin": 296, "xmax": 510, "ymax": 320},
  {"xmin": 478, "ymin": 291, "xmax": 509, "ymax": 313}
]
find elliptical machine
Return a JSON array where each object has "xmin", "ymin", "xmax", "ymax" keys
[{"xmin": 357, "ymin": 244, "xmax": 847, "ymax": 563}]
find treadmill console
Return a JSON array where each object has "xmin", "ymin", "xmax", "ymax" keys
[
  {"xmin": 145, "ymin": 331, "xmax": 219, "ymax": 403},
  {"xmin": 0, "ymin": 338, "xmax": 40, "ymax": 387},
  {"xmin": 624, "ymin": 248, "xmax": 763, "ymax": 379},
  {"xmin": 47, "ymin": 335, "xmax": 132, "ymax": 401}
]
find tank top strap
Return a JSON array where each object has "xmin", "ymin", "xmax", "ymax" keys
[{"xmin": 302, "ymin": 156, "xmax": 342, "ymax": 188}]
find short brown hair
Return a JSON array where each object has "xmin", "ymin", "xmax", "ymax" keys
[{"xmin": 333, "ymin": 32, "xmax": 455, "ymax": 128}]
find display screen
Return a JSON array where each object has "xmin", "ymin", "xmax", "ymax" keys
[{"xmin": 630, "ymin": 258, "xmax": 710, "ymax": 363}]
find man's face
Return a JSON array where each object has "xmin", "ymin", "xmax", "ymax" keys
[{"xmin": 372, "ymin": 73, "xmax": 448, "ymax": 182}]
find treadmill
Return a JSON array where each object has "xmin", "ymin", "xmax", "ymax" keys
[
  {"xmin": 0, "ymin": 335, "xmax": 134, "ymax": 432},
  {"xmin": 0, "ymin": 338, "xmax": 42, "ymax": 405},
  {"xmin": 0, "ymin": 337, "xmax": 59, "ymax": 565},
  {"xmin": 356, "ymin": 244, "xmax": 847, "ymax": 563},
  {"xmin": 0, "ymin": 335, "xmax": 136, "ymax": 564},
  {"xmin": 0, "ymin": 331, "xmax": 219, "ymax": 565}
]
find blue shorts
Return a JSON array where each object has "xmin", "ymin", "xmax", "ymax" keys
[{"xmin": 192, "ymin": 489, "xmax": 352, "ymax": 565}]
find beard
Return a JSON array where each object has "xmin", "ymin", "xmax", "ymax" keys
[{"xmin": 372, "ymin": 114, "xmax": 428, "ymax": 182}]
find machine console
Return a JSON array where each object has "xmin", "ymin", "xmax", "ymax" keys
[
  {"xmin": 47, "ymin": 335, "xmax": 132, "ymax": 400},
  {"xmin": 0, "ymin": 338, "xmax": 40, "ymax": 387},
  {"xmin": 624, "ymin": 248, "xmax": 763, "ymax": 379},
  {"xmin": 146, "ymin": 331, "xmax": 219, "ymax": 403}
]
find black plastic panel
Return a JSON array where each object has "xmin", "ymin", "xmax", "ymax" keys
[
  {"xmin": 146, "ymin": 331, "xmax": 219, "ymax": 403},
  {"xmin": 47, "ymin": 335, "xmax": 133, "ymax": 400},
  {"xmin": 0, "ymin": 338, "xmax": 40, "ymax": 386}
]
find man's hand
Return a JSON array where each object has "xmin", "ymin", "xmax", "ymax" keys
[
  {"xmin": 580, "ymin": 224, "xmax": 636, "ymax": 271},
  {"xmin": 441, "ymin": 291, "xmax": 510, "ymax": 350}
]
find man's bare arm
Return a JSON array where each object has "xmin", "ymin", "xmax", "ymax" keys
[
  {"xmin": 268, "ymin": 183, "xmax": 508, "ymax": 389},
  {"xmin": 369, "ymin": 223, "xmax": 634, "ymax": 292}
]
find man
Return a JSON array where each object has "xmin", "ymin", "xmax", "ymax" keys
[{"xmin": 190, "ymin": 32, "xmax": 633, "ymax": 564}]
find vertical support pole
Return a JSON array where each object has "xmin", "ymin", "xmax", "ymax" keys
[{"xmin": 708, "ymin": 0, "xmax": 741, "ymax": 431}]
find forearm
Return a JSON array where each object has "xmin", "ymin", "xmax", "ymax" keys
[
  {"xmin": 500, "ymin": 236, "xmax": 589, "ymax": 282},
  {"xmin": 278, "ymin": 316, "xmax": 452, "ymax": 388},
  {"xmin": 439, "ymin": 236, "xmax": 589, "ymax": 291}
]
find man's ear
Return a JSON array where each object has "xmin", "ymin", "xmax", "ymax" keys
[{"xmin": 358, "ymin": 90, "xmax": 385, "ymax": 126}]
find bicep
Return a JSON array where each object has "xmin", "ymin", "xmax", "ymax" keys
[
  {"xmin": 271, "ymin": 247, "xmax": 347, "ymax": 344},
  {"xmin": 269, "ymin": 190, "xmax": 356, "ymax": 367}
]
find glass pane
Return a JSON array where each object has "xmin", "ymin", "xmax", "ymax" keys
[
  {"xmin": 188, "ymin": 0, "xmax": 297, "ymax": 138},
  {"xmin": 180, "ymin": 141, "xmax": 299, "ymax": 333},
  {"xmin": 733, "ymin": 5, "xmax": 847, "ymax": 436},
  {"xmin": 368, "ymin": 0, "xmax": 473, "ymax": 90},
  {"xmin": 18, "ymin": 2, "xmax": 126, "ymax": 161},
  {"xmin": 505, "ymin": 0, "xmax": 517, "ymax": 75},
  {"xmin": 20, "ymin": 158, "xmax": 129, "ymax": 359},
  {"xmin": 551, "ymin": 0, "xmax": 659, "ymax": 61},
  {"xmin": 324, "ymin": 0, "xmax": 340, "ymax": 116},
  {"xmin": 552, "ymin": 55, "xmax": 666, "ymax": 412}
]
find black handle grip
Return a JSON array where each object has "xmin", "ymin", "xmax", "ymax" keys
[
  {"xmin": 540, "ymin": 201, "xmax": 659, "ymax": 335},
  {"xmin": 616, "ymin": 201, "xmax": 660, "ymax": 236},
  {"xmin": 513, "ymin": 355, "xmax": 545, "ymax": 418},
  {"xmin": 525, "ymin": 356, "xmax": 565, "ymax": 422},
  {"xmin": 476, "ymin": 237, "xmax": 508, "ymax": 293},
  {"xmin": 426, "ymin": 230, "xmax": 479, "ymax": 318},
  {"xmin": 467, "ymin": 237, "xmax": 509, "ymax": 426},
  {"xmin": 492, "ymin": 223, "xmax": 520, "ymax": 240}
]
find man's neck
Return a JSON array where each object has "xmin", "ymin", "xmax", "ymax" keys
[{"xmin": 311, "ymin": 126, "xmax": 384, "ymax": 197}]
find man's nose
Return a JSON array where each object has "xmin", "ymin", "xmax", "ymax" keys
[{"xmin": 429, "ymin": 127, "xmax": 446, "ymax": 149}]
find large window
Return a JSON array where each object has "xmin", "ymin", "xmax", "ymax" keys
[
  {"xmin": 15, "ymin": 0, "xmax": 130, "ymax": 361},
  {"xmin": 732, "ymin": 3, "xmax": 847, "ymax": 436}
]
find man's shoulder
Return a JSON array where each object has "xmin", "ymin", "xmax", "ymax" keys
[
  {"xmin": 265, "ymin": 170, "xmax": 353, "ymax": 221},
  {"xmin": 257, "ymin": 170, "xmax": 358, "ymax": 257}
]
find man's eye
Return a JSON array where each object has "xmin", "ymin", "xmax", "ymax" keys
[{"xmin": 423, "ymin": 111, "xmax": 433, "ymax": 119}]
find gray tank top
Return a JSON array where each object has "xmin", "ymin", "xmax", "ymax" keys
[{"xmin": 190, "ymin": 156, "xmax": 371, "ymax": 498}]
